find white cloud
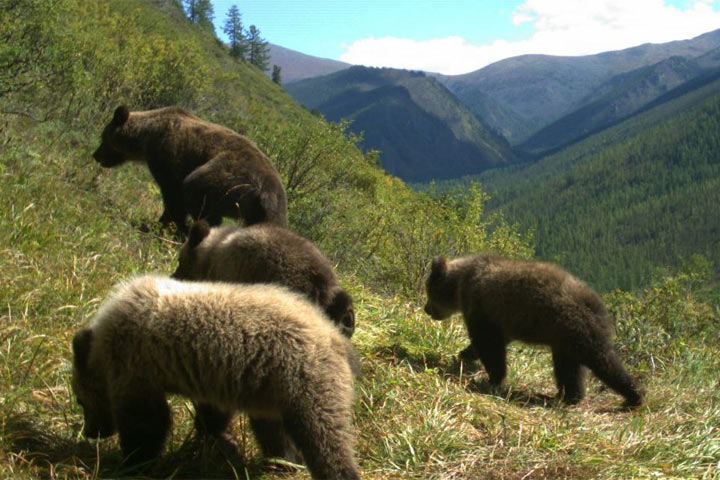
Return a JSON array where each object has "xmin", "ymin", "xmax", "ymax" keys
[{"xmin": 339, "ymin": 0, "xmax": 720, "ymax": 75}]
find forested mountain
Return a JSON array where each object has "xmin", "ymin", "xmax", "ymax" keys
[
  {"xmin": 286, "ymin": 66, "xmax": 514, "ymax": 182},
  {"xmin": 437, "ymin": 28, "xmax": 720, "ymax": 144},
  {"xmin": 267, "ymin": 43, "xmax": 350, "ymax": 84},
  {"xmin": 474, "ymin": 85, "xmax": 720, "ymax": 291},
  {"xmin": 519, "ymin": 58, "xmax": 720, "ymax": 155}
]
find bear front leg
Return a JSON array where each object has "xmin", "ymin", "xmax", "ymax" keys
[
  {"xmin": 249, "ymin": 416, "xmax": 304, "ymax": 465},
  {"xmin": 466, "ymin": 319, "xmax": 507, "ymax": 386},
  {"xmin": 551, "ymin": 348, "xmax": 586, "ymax": 404},
  {"xmin": 148, "ymin": 163, "xmax": 188, "ymax": 234},
  {"xmin": 114, "ymin": 393, "xmax": 171, "ymax": 470}
]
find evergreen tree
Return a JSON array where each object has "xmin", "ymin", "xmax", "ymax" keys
[
  {"xmin": 223, "ymin": 5, "xmax": 247, "ymax": 59},
  {"xmin": 247, "ymin": 25, "xmax": 270, "ymax": 71},
  {"xmin": 271, "ymin": 64, "xmax": 282, "ymax": 84},
  {"xmin": 183, "ymin": 0, "xmax": 214, "ymax": 33}
]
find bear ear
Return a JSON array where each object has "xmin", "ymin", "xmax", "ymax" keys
[
  {"xmin": 72, "ymin": 329, "xmax": 94, "ymax": 371},
  {"xmin": 187, "ymin": 220, "xmax": 211, "ymax": 249},
  {"xmin": 431, "ymin": 256, "xmax": 448, "ymax": 276},
  {"xmin": 112, "ymin": 105, "xmax": 130, "ymax": 126}
]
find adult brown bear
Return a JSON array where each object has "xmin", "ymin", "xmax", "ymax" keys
[
  {"xmin": 93, "ymin": 106, "xmax": 287, "ymax": 233},
  {"xmin": 71, "ymin": 276, "xmax": 360, "ymax": 479},
  {"xmin": 424, "ymin": 255, "xmax": 644, "ymax": 406}
]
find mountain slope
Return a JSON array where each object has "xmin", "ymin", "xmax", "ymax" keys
[
  {"xmin": 519, "ymin": 56, "xmax": 708, "ymax": 155},
  {"xmin": 267, "ymin": 43, "xmax": 350, "ymax": 84},
  {"xmin": 476, "ymin": 85, "xmax": 720, "ymax": 291},
  {"xmin": 286, "ymin": 66, "xmax": 514, "ymax": 182},
  {"xmin": 438, "ymin": 28, "xmax": 720, "ymax": 143}
]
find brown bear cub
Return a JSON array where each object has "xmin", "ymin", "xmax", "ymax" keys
[
  {"xmin": 171, "ymin": 220, "xmax": 357, "ymax": 457},
  {"xmin": 71, "ymin": 276, "xmax": 360, "ymax": 480},
  {"xmin": 424, "ymin": 255, "xmax": 644, "ymax": 407},
  {"xmin": 93, "ymin": 106, "xmax": 287, "ymax": 233},
  {"xmin": 172, "ymin": 220, "xmax": 355, "ymax": 339}
]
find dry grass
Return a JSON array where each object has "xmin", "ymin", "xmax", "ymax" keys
[{"xmin": 1, "ymin": 124, "xmax": 719, "ymax": 480}]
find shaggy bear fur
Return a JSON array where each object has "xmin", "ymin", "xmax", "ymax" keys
[
  {"xmin": 424, "ymin": 255, "xmax": 644, "ymax": 406},
  {"xmin": 172, "ymin": 220, "xmax": 355, "ymax": 338},
  {"xmin": 93, "ymin": 106, "xmax": 287, "ymax": 233},
  {"xmin": 171, "ymin": 220, "xmax": 356, "ymax": 448},
  {"xmin": 71, "ymin": 276, "xmax": 359, "ymax": 479}
]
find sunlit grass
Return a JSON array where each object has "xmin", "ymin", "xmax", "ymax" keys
[{"xmin": 1, "ymin": 121, "xmax": 719, "ymax": 480}]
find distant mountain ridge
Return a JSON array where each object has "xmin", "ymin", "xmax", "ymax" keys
[
  {"xmin": 437, "ymin": 28, "xmax": 720, "ymax": 145},
  {"xmin": 286, "ymin": 66, "xmax": 514, "ymax": 182},
  {"xmin": 268, "ymin": 43, "xmax": 350, "ymax": 84}
]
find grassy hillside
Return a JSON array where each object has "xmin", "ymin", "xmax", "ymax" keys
[
  {"xmin": 286, "ymin": 67, "xmax": 514, "ymax": 182},
  {"xmin": 1, "ymin": 1, "xmax": 719, "ymax": 479}
]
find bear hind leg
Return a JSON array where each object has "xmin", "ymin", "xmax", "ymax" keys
[
  {"xmin": 115, "ymin": 393, "xmax": 171, "ymax": 469},
  {"xmin": 551, "ymin": 348, "xmax": 586, "ymax": 404},
  {"xmin": 582, "ymin": 345, "xmax": 644, "ymax": 407},
  {"xmin": 194, "ymin": 402, "xmax": 234, "ymax": 440},
  {"xmin": 249, "ymin": 416, "xmax": 304, "ymax": 465},
  {"xmin": 281, "ymin": 408, "xmax": 359, "ymax": 480}
]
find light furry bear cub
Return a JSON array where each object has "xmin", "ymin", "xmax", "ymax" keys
[{"xmin": 71, "ymin": 275, "xmax": 360, "ymax": 480}]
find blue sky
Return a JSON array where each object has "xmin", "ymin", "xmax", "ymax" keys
[{"xmin": 211, "ymin": 0, "xmax": 720, "ymax": 74}]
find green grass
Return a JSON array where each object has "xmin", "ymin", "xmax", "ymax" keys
[
  {"xmin": 1, "ymin": 124, "xmax": 719, "ymax": 480},
  {"xmin": 1, "ymin": 0, "xmax": 718, "ymax": 477}
]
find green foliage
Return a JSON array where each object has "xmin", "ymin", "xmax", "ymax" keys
[
  {"xmin": 222, "ymin": 4, "xmax": 247, "ymax": 60},
  {"xmin": 247, "ymin": 25, "xmax": 270, "ymax": 71},
  {"xmin": 183, "ymin": 0, "xmax": 214, "ymax": 33},
  {"xmin": 606, "ymin": 256, "xmax": 719, "ymax": 368}
]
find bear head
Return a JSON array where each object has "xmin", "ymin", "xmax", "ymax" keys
[
  {"xmin": 171, "ymin": 220, "xmax": 212, "ymax": 280},
  {"xmin": 324, "ymin": 287, "xmax": 355, "ymax": 339},
  {"xmin": 423, "ymin": 256, "xmax": 458, "ymax": 320},
  {"xmin": 71, "ymin": 329, "xmax": 116, "ymax": 439},
  {"xmin": 92, "ymin": 105, "xmax": 132, "ymax": 168}
]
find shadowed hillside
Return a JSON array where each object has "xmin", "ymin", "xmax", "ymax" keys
[{"xmin": 287, "ymin": 66, "xmax": 515, "ymax": 181}]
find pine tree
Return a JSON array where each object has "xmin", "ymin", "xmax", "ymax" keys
[
  {"xmin": 247, "ymin": 25, "xmax": 270, "ymax": 72},
  {"xmin": 184, "ymin": 0, "xmax": 214, "ymax": 33},
  {"xmin": 271, "ymin": 64, "xmax": 282, "ymax": 84},
  {"xmin": 223, "ymin": 5, "xmax": 247, "ymax": 59}
]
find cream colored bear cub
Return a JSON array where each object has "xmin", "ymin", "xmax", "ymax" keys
[{"xmin": 71, "ymin": 276, "xmax": 360, "ymax": 480}]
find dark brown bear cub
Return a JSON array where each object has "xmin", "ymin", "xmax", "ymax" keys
[
  {"xmin": 172, "ymin": 220, "xmax": 355, "ymax": 338},
  {"xmin": 93, "ymin": 106, "xmax": 287, "ymax": 233},
  {"xmin": 424, "ymin": 255, "xmax": 644, "ymax": 406}
]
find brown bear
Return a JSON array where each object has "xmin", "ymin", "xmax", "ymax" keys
[
  {"xmin": 424, "ymin": 255, "xmax": 644, "ymax": 406},
  {"xmin": 172, "ymin": 220, "xmax": 355, "ymax": 338},
  {"xmin": 71, "ymin": 276, "xmax": 360, "ymax": 479},
  {"xmin": 171, "ymin": 220, "xmax": 357, "ymax": 455},
  {"xmin": 93, "ymin": 106, "xmax": 287, "ymax": 233}
]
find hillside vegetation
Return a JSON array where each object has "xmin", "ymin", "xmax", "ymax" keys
[{"xmin": 1, "ymin": 1, "xmax": 719, "ymax": 479}]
